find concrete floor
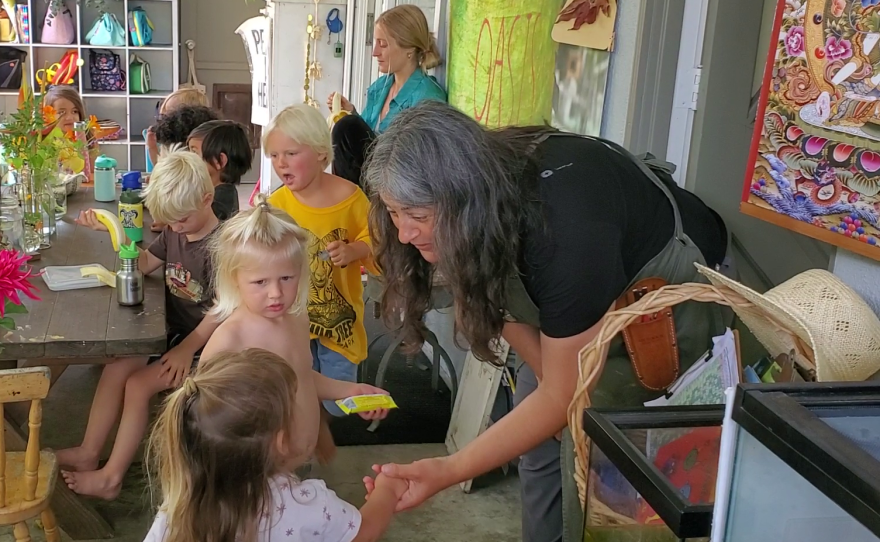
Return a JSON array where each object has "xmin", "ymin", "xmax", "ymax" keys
[{"xmin": 0, "ymin": 364, "xmax": 520, "ymax": 542}]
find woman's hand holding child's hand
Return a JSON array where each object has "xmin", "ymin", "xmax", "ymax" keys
[
  {"xmin": 373, "ymin": 473, "xmax": 408, "ymax": 502},
  {"xmin": 158, "ymin": 345, "xmax": 196, "ymax": 388},
  {"xmin": 76, "ymin": 210, "xmax": 108, "ymax": 232}
]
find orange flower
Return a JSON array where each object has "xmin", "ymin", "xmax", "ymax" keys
[{"xmin": 42, "ymin": 105, "xmax": 57, "ymax": 124}]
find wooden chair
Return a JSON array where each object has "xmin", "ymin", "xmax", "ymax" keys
[{"xmin": 0, "ymin": 367, "xmax": 59, "ymax": 542}]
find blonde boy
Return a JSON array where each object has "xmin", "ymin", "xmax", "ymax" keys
[
  {"xmin": 58, "ymin": 150, "xmax": 221, "ymax": 500},
  {"xmin": 263, "ymin": 104, "xmax": 379, "ymax": 462}
]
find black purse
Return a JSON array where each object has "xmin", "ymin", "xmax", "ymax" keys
[{"xmin": 0, "ymin": 48, "xmax": 26, "ymax": 89}]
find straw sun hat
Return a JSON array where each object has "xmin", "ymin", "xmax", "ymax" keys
[{"xmin": 696, "ymin": 264, "xmax": 880, "ymax": 382}]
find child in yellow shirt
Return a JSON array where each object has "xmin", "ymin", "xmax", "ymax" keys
[{"xmin": 263, "ymin": 104, "xmax": 378, "ymax": 463}]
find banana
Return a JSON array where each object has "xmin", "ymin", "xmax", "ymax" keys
[
  {"xmin": 92, "ymin": 208, "xmax": 125, "ymax": 252},
  {"xmin": 327, "ymin": 92, "xmax": 350, "ymax": 128}
]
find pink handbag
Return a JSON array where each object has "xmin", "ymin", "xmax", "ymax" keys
[{"xmin": 41, "ymin": 1, "xmax": 75, "ymax": 45}]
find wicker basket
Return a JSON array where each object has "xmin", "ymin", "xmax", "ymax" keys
[{"xmin": 566, "ymin": 280, "xmax": 816, "ymax": 515}]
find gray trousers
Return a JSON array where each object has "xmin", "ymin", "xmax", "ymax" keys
[
  {"xmin": 514, "ymin": 363, "xmax": 583, "ymax": 542},
  {"xmin": 514, "ymin": 364, "xmax": 563, "ymax": 542}
]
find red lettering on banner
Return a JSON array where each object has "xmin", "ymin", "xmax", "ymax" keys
[{"xmin": 472, "ymin": 12, "xmax": 542, "ymax": 128}]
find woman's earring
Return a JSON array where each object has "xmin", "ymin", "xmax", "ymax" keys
[{"xmin": 407, "ymin": 52, "xmax": 412, "ymax": 58}]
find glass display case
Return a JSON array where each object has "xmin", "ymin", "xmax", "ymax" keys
[
  {"xmin": 582, "ymin": 405, "xmax": 726, "ymax": 541},
  {"xmin": 713, "ymin": 383, "xmax": 880, "ymax": 542}
]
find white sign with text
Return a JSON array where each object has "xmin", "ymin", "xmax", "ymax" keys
[{"xmin": 236, "ymin": 16, "xmax": 271, "ymax": 126}]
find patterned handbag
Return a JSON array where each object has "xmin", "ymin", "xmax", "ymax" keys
[{"xmin": 88, "ymin": 49, "xmax": 125, "ymax": 91}]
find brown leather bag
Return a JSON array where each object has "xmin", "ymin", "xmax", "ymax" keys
[{"xmin": 615, "ymin": 277, "xmax": 679, "ymax": 391}]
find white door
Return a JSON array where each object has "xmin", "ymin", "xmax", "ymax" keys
[
  {"xmin": 345, "ymin": 0, "xmax": 447, "ymax": 111},
  {"xmin": 666, "ymin": 0, "xmax": 710, "ymax": 187}
]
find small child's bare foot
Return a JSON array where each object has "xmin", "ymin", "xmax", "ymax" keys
[
  {"xmin": 61, "ymin": 469, "xmax": 122, "ymax": 500},
  {"xmin": 55, "ymin": 447, "xmax": 99, "ymax": 472},
  {"xmin": 315, "ymin": 421, "xmax": 337, "ymax": 466}
]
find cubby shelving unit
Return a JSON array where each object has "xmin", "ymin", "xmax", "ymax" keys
[{"xmin": 0, "ymin": 0, "xmax": 179, "ymax": 173}]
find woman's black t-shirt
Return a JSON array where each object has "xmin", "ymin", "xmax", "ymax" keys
[{"xmin": 517, "ymin": 135, "xmax": 727, "ymax": 339}]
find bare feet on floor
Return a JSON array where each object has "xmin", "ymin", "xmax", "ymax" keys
[
  {"xmin": 61, "ymin": 469, "xmax": 122, "ymax": 500},
  {"xmin": 55, "ymin": 447, "xmax": 99, "ymax": 472}
]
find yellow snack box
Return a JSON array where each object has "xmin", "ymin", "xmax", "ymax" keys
[{"xmin": 335, "ymin": 394, "xmax": 398, "ymax": 415}]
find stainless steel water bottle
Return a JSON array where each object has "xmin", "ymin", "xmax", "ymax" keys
[{"xmin": 116, "ymin": 242, "xmax": 144, "ymax": 306}]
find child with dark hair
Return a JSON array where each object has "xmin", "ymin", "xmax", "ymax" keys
[
  {"xmin": 153, "ymin": 105, "xmax": 219, "ymax": 148},
  {"xmin": 149, "ymin": 105, "xmax": 221, "ymax": 231},
  {"xmin": 187, "ymin": 120, "xmax": 253, "ymax": 220}
]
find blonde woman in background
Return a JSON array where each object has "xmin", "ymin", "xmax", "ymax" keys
[
  {"xmin": 326, "ymin": 4, "xmax": 446, "ymax": 186},
  {"xmin": 146, "ymin": 88, "xmax": 209, "ymax": 168}
]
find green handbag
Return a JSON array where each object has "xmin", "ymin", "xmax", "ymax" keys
[{"xmin": 129, "ymin": 54, "xmax": 150, "ymax": 94}]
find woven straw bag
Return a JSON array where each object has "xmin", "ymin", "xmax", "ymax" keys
[{"xmin": 565, "ymin": 278, "xmax": 813, "ymax": 523}]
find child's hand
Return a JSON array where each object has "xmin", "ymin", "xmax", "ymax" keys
[
  {"xmin": 145, "ymin": 127, "xmax": 157, "ymax": 151},
  {"xmin": 75, "ymin": 210, "xmax": 108, "ymax": 232},
  {"xmin": 158, "ymin": 345, "xmax": 196, "ymax": 388},
  {"xmin": 350, "ymin": 383, "xmax": 392, "ymax": 421},
  {"xmin": 326, "ymin": 240, "xmax": 355, "ymax": 267},
  {"xmin": 373, "ymin": 473, "xmax": 408, "ymax": 501}
]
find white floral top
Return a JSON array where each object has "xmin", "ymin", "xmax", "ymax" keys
[{"xmin": 143, "ymin": 477, "xmax": 362, "ymax": 542}]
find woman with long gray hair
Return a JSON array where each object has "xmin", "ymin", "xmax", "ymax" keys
[{"xmin": 361, "ymin": 101, "xmax": 729, "ymax": 542}]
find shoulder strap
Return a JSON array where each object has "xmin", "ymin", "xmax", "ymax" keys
[{"xmin": 533, "ymin": 133, "xmax": 685, "ymax": 241}]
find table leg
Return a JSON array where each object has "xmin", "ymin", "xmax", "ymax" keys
[{"xmin": 3, "ymin": 413, "xmax": 114, "ymax": 540}]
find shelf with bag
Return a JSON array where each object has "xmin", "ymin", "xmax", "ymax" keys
[{"xmin": 0, "ymin": 0, "xmax": 178, "ymax": 174}]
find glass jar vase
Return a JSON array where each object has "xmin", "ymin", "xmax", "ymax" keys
[{"xmin": 0, "ymin": 195, "xmax": 24, "ymax": 253}]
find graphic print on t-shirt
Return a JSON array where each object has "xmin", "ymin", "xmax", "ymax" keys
[
  {"xmin": 165, "ymin": 262, "xmax": 207, "ymax": 303},
  {"xmin": 305, "ymin": 227, "xmax": 356, "ymax": 348}
]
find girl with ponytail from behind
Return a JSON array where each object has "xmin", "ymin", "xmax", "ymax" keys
[{"xmin": 145, "ymin": 348, "xmax": 407, "ymax": 542}]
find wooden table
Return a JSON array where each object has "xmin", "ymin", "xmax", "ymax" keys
[
  {"xmin": 2, "ymin": 187, "xmax": 166, "ymax": 540},
  {"xmin": 1, "ymin": 188, "xmax": 166, "ymax": 360}
]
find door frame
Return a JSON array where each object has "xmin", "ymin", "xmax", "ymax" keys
[
  {"xmin": 665, "ymin": 0, "xmax": 710, "ymax": 187},
  {"xmin": 345, "ymin": 0, "xmax": 447, "ymax": 110}
]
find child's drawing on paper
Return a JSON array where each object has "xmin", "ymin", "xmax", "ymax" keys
[{"xmin": 746, "ymin": 0, "xmax": 880, "ymax": 255}]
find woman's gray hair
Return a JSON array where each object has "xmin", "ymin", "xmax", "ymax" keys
[{"xmin": 363, "ymin": 100, "xmax": 547, "ymax": 363}]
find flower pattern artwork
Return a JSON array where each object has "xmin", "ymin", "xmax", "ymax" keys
[{"xmin": 745, "ymin": 0, "xmax": 880, "ymax": 259}]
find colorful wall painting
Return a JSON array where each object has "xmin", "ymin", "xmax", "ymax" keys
[
  {"xmin": 744, "ymin": 0, "xmax": 880, "ymax": 261},
  {"xmin": 446, "ymin": 0, "xmax": 558, "ymax": 127},
  {"xmin": 551, "ymin": 0, "xmax": 618, "ymax": 51}
]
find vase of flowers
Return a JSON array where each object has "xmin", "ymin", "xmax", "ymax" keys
[
  {"xmin": 0, "ymin": 248, "xmax": 40, "ymax": 333},
  {"xmin": 0, "ymin": 76, "xmax": 90, "ymax": 254}
]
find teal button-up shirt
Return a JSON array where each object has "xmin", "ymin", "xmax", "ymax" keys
[{"xmin": 360, "ymin": 69, "xmax": 447, "ymax": 134}]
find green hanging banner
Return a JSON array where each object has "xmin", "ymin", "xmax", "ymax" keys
[{"xmin": 447, "ymin": 0, "xmax": 558, "ymax": 127}]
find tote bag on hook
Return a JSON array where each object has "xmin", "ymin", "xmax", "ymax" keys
[
  {"xmin": 86, "ymin": 13, "xmax": 126, "ymax": 47},
  {"xmin": 40, "ymin": 1, "xmax": 74, "ymax": 45}
]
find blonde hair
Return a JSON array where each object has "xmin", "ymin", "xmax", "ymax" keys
[
  {"xmin": 209, "ymin": 193, "xmax": 310, "ymax": 321},
  {"xmin": 377, "ymin": 4, "xmax": 441, "ymax": 70},
  {"xmin": 147, "ymin": 349, "xmax": 299, "ymax": 542},
  {"xmin": 142, "ymin": 149, "xmax": 215, "ymax": 225},
  {"xmin": 44, "ymin": 85, "xmax": 87, "ymax": 122},
  {"xmin": 159, "ymin": 88, "xmax": 209, "ymax": 115},
  {"xmin": 261, "ymin": 104, "xmax": 333, "ymax": 168}
]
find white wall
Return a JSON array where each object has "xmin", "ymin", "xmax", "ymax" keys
[
  {"xmin": 831, "ymin": 251, "xmax": 880, "ymax": 317},
  {"xmin": 180, "ymin": 0, "xmax": 262, "ymax": 97},
  {"xmin": 600, "ymin": 0, "xmax": 646, "ymax": 145}
]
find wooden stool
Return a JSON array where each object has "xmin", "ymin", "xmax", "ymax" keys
[{"xmin": 0, "ymin": 367, "xmax": 60, "ymax": 542}]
